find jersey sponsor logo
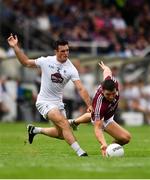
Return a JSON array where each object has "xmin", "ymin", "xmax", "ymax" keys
[{"xmin": 51, "ymin": 72, "xmax": 64, "ymax": 83}]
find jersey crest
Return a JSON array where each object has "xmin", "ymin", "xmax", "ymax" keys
[{"xmin": 51, "ymin": 72, "xmax": 64, "ymax": 83}]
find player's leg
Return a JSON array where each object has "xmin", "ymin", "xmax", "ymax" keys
[
  {"xmin": 27, "ymin": 102, "xmax": 65, "ymax": 142},
  {"xmin": 27, "ymin": 110, "xmax": 70, "ymax": 141},
  {"xmin": 39, "ymin": 126, "xmax": 64, "ymax": 139},
  {"xmin": 47, "ymin": 108, "xmax": 88, "ymax": 156},
  {"xmin": 104, "ymin": 120, "xmax": 131, "ymax": 145},
  {"xmin": 27, "ymin": 101, "xmax": 88, "ymax": 156},
  {"xmin": 69, "ymin": 112, "xmax": 91, "ymax": 130},
  {"xmin": 34, "ymin": 125, "xmax": 64, "ymax": 138},
  {"xmin": 27, "ymin": 109, "xmax": 88, "ymax": 156},
  {"xmin": 27, "ymin": 124, "xmax": 64, "ymax": 144},
  {"xmin": 47, "ymin": 108, "xmax": 76, "ymax": 144}
]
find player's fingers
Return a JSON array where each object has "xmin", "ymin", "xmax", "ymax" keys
[
  {"xmin": 98, "ymin": 62, "xmax": 102, "ymax": 67},
  {"xmin": 15, "ymin": 35, "xmax": 18, "ymax": 40},
  {"xmin": 102, "ymin": 149, "xmax": 106, "ymax": 157},
  {"xmin": 100, "ymin": 61, "xmax": 105, "ymax": 65},
  {"xmin": 98, "ymin": 62, "xmax": 104, "ymax": 68},
  {"xmin": 101, "ymin": 150, "xmax": 105, "ymax": 157},
  {"xmin": 103, "ymin": 152, "xmax": 106, "ymax": 157},
  {"xmin": 101, "ymin": 61, "xmax": 105, "ymax": 66},
  {"xmin": 87, "ymin": 106, "xmax": 93, "ymax": 113},
  {"xmin": 8, "ymin": 33, "xmax": 14, "ymax": 40},
  {"xmin": 7, "ymin": 36, "xmax": 12, "ymax": 41}
]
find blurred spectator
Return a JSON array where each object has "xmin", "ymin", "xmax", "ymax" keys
[
  {"xmin": 0, "ymin": 77, "xmax": 9, "ymax": 120},
  {"xmin": 111, "ymin": 66, "xmax": 121, "ymax": 84},
  {"xmin": 34, "ymin": 69, "xmax": 47, "ymax": 122},
  {"xmin": 72, "ymin": 59, "xmax": 86, "ymax": 111},
  {"xmin": 80, "ymin": 65, "xmax": 96, "ymax": 98},
  {"xmin": 36, "ymin": 9, "xmax": 51, "ymax": 32},
  {"xmin": 111, "ymin": 11, "xmax": 127, "ymax": 31},
  {"xmin": 1, "ymin": 0, "xmax": 150, "ymax": 56},
  {"xmin": 0, "ymin": 76, "xmax": 17, "ymax": 122},
  {"xmin": 6, "ymin": 47, "xmax": 16, "ymax": 57},
  {"xmin": 17, "ymin": 81, "xmax": 37, "ymax": 122},
  {"xmin": 108, "ymin": 43, "xmax": 122, "ymax": 57},
  {"xmin": 0, "ymin": 47, "xmax": 7, "ymax": 60},
  {"xmin": 63, "ymin": 80, "xmax": 76, "ymax": 119},
  {"xmin": 123, "ymin": 79, "xmax": 150, "ymax": 124}
]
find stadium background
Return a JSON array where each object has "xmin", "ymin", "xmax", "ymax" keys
[
  {"xmin": 1, "ymin": 0, "xmax": 150, "ymax": 179},
  {"xmin": 1, "ymin": 0, "xmax": 150, "ymax": 125}
]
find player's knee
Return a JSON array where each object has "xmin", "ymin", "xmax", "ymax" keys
[
  {"xmin": 55, "ymin": 127, "xmax": 64, "ymax": 139},
  {"xmin": 121, "ymin": 132, "xmax": 131, "ymax": 145},
  {"xmin": 60, "ymin": 119, "xmax": 71, "ymax": 130},
  {"xmin": 57, "ymin": 134, "xmax": 64, "ymax": 139},
  {"xmin": 85, "ymin": 112, "xmax": 91, "ymax": 118}
]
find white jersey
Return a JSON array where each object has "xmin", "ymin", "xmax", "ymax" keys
[{"xmin": 35, "ymin": 55, "xmax": 80, "ymax": 102}]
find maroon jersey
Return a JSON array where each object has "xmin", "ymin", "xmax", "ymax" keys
[{"xmin": 92, "ymin": 76, "xmax": 119, "ymax": 122}]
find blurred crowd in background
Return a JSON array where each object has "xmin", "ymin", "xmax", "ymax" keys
[
  {"xmin": 0, "ymin": 0, "xmax": 150, "ymax": 56},
  {"xmin": 0, "ymin": 0, "xmax": 150, "ymax": 125},
  {"xmin": 1, "ymin": 58, "xmax": 150, "ymax": 126}
]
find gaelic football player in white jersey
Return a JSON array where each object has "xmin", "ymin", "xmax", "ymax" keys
[{"xmin": 7, "ymin": 34, "xmax": 92, "ymax": 157}]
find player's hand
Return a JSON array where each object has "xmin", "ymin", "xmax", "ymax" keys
[
  {"xmin": 101, "ymin": 144, "xmax": 107, "ymax": 157},
  {"xmin": 7, "ymin": 34, "xmax": 18, "ymax": 48},
  {"xmin": 98, "ymin": 61, "xmax": 112, "ymax": 78},
  {"xmin": 98, "ymin": 61, "xmax": 108, "ymax": 70},
  {"xmin": 87, "ymin": 105, "xmax": 93, "ymax": 113}
]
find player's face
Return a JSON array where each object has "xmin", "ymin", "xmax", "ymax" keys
[
  {"xmin": 103, "ymin": 89, "xmax": 117, "ymax": 101},
  {"xmin": 56, "ymin": 45, "xmax": 69, "ymax": 63}
]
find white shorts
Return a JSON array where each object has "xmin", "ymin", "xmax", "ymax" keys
[
  {"xmin": 103, "ymin": 116, "xmax": 114, "ymax": 129},
  {"xmin": 36, "ymin": 101, "xmax": 66, "ymax": 119},
  {"xmin": 92, "ymin": 116, "xmax": 114, "ymax": 129}
]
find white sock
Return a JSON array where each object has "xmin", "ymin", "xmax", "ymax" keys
[
  {"xmin": 33, "ymin": 127, "xmax": 42, "ymax": 134},
  {"xmin": 71, "ymin": 141, "xmax": 85, "ymax": 156}
]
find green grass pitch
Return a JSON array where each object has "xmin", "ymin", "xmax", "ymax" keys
[{"xmin": 0, "ymin": 122, "xmax": 150, "ymax": 178}]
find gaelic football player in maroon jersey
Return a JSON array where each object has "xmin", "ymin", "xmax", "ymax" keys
[{"xmin": 69, "ymin": 61, "xmax": 131, "ymax": 156}]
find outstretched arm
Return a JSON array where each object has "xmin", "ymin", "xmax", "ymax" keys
[
  {"xmin": 7, "ymin": 34, "xmax": 37, "ymax": 68},
  {"xmin": 94, "ymin": 120, "xmax": 107, "ymax": 156},
  {"xmin": 98, "ymin": 61, "xmax": 112, "ymax": 80},
  {"xmin": 73, "ymin": 80, "xmax": 93, "ymax": 113}
]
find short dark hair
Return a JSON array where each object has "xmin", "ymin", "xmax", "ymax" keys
[
  {"xmin": 53, "ymin": 39, "xmax": 69, "ymax": 50},
  {"xmin": 102, "ymin": 79, "xmax": 116, "ymax": 91}
]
